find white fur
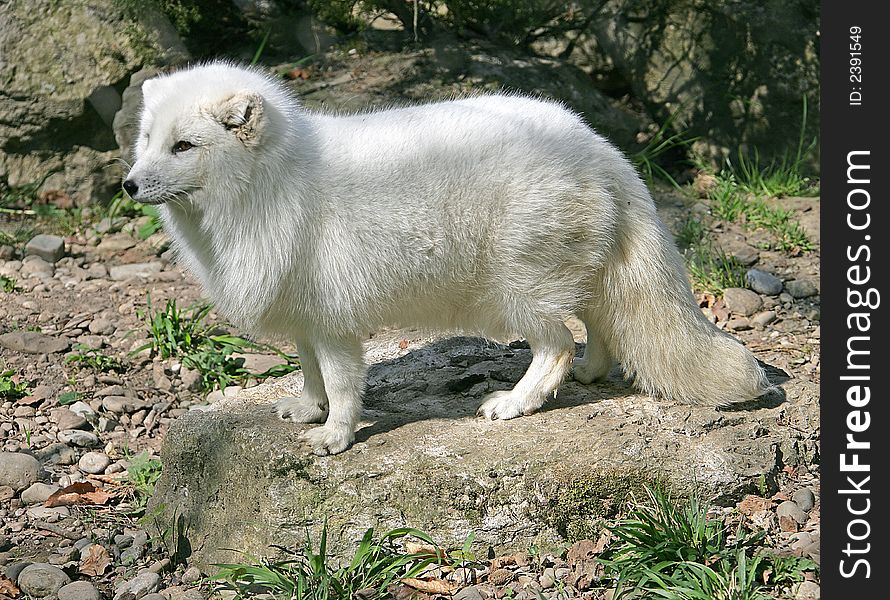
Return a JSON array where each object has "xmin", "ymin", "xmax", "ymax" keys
[{"xmin": 125, "ymin": 62, "xmax": 771, "ymax": 455}]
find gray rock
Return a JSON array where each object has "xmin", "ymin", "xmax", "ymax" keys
[
  {"xmin": 0, "ymin": 452, "xmax": 41, "ymax": 492},
  {"xmin": 78, "ymin": 451, "xmax": 111, "ymax": 475},
  {"xmin": 113, "ymin": 571, "xmax": 161, "ymax": 600},
  {"xmin": 792, "ymin": 488, "xmax": 816, "ymax": 513},
  {"xmin": 745, "ymin": 269, "xmax": 783, "ymax": 296},
  {"xmin": 0, "ymin": 331, "xmax": 70, "ymax": 354},
  {"xmin": 4, "ymin": 561, "xmax": 32, "ymax": 582},
  {"xmin": 726, "ymin": 318, "xmax": 751, "ymax": 331},
  {"xmin": 16, "ymin": 563, "xmax": 71, "ymax": 597},
  {"xmin": 750, "ymin": 311, "xmax": 777, "ymax": 328},
  {"xmin": 776, "ymin": 500, "xmax": 807, "ymax": 525},
  {"xmin": 24, "ymin": 235, "xmax": 65, "ymax": 263},
  {"xmin": 730, "ymin": 247, "xmax": 760, "ymax": 266},
  {"xmin": 97, "ymin": 234, "xmax": 139, "ymax": 253},
  {"xmin": 58, "ymin": 429, "xmax": 100, "ymax": 448},
  {"xmin": 35, "ymin": 443, "xmax": 77, "ymax": 466},
  {"xmin": 20, "ymin": 482, "xmax": 59, "ymax": 505},
  {"xmin": 785, "ymin": 279, "xmax": 818, "ymax": 298},
  {"xmin": 150, "ymin": 331, "xmax": 817, "ymax": 569},
  {"xmin": 58, "ymin": 581, "xmax": 101, "ymax": 600},
  {"xmin": 69, "ymin": 401, "xmax": 99, "ymax": 422},
  {"xmin": 722, "ymin": 288, "xmax": 763, "ymax": 317},
  {"xmin": 103, "ymin": 396, "xmax": 142, "ymax": 414},
  {"xmin": 180, "ymin": 566, "xmax": 202, "ymax": 584},
  {"xmin": 109, "ymin": 262, "xmax": 163, "ymax": 282}
]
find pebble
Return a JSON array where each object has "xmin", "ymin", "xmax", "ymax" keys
[
  {"xmin": 785, "ymin": 279, "xmax": 818, "ymax": 298},
  {"xmin": 109, "ymin": 262, "xmax": 163, "ymax": 282},
  {"xmin": 17, "ymin": 562, "xmax": 71, "ymax": 597},
  {"xmin": 20, "ymin": 256, "xmax": 55, "ymax": 278},
  {"xmin": 0, "ymin": 331, "xmax": 70, "ymax": 354},
  {"xmin": 103, "ymin": 396, "xmax": 139, "ymax": 414},
  {"xmin": 489, "ymin": 568, "xmax": 514, "ymax": 586},
  {"xmin": 20, "ymin": 482, "xmax": 59, "ymax": 505},
  {"xmin": 722, "ymin": 287, "xmax": 763, "ymax": 317},
  {"xmin": 454, "ymin": 587, "xmax": 485, "ymax": 600},
  {"xmin": 26, "ymin": 506, "xmax": 70, "ymax": 521},
  {"xmin": 50, "ymin": 407, "xmax": 88, "ymax": 430},
  {"xmin": 0, "ymin": 452, "xmax": 41, "ymax": 492},
  {"xmin": 793, "ymin": 581, "xmax": 820, "ymax": 600},
  {"xmin": 745, "ymin": 269, "xmax": 783, "ymax": 295},
  {"xmin": 88, "ymin": 318, "xmax": 116, "ymax": 335},
  {"xmin": 58, "ymin": 429, "xmax": 100, "ymax": 447},
  {"xmin": 25, "ymin": 234, "xmax": 66, "ymax": 263},
  {"xmin": 35, "ymin": 443, "xmax": 78, "ymax": 466},
  {"xmin": 58, "ymin": 581, "xmax": 101, "ymax": 600},
  {"xmin": 113, "ymin": 571, "xmax": 162, "ymax": 600},
  {"xmin": 730, "ymin": 247, "xmax": 760, "ymax": 266},
  {"xmin": 727, "ymin": 317, "xmax": 751, "ymax": 331},
  {"xmin": 69, "ymin": 401, "xmax": 99, "ymax": 421},
  {"xmin": 750, "ymin": 310, "xmax": 777, "ymax": 328},
  {"xmin": 776, "ymin": 500, "xmax": 808, "ymax": 525},
  {"xmin": 78, "ymin": 451, "xmax": 111, "ymax": 474},
  {"xmin": 792, "ymin": 488, "xmax": 816, "ymax": 512}
]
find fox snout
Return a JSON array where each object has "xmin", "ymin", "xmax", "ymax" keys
[{"xmin": 123, "ymin": 179, "xmax": 139, "ymax": 198}]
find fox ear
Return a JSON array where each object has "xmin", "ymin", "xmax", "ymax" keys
[{"xmin": 208, "ymin": 92, "xmax": 265, "ymax": 146}]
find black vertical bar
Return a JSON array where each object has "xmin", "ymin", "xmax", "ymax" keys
[{"xmin": 821, "ymin": 2, "xmax": 889, "ymax": 596}]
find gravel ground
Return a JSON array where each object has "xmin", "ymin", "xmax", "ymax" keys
[{"xmin": 0, "ymin": 191, "xmax": 821, "ymax": 599}]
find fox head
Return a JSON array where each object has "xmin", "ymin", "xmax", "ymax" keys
[{"xmin": 123, "ymin": 64, "xmax": 278, "ymax": 206}]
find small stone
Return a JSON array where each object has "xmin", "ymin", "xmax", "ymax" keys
[
  {"xmin": 113, "ymin": 571, "xmax": 161, "ymax": 600},
  {"xmin": 489, "ymin": 568, "xmax": 513, "ymax": 586},
  {"xmin": 750, "ymin": 310, "xmax": 777, "ymax": 328},
  {"xmin": 730, "ymin": 247, "xmax": 760, "ymax": 266},
  {"xmin": 727, "ymin": 317, "xmax": 751, "ymax": 331},
  {"xmin": 180, "ymin": 566, "xmax": 202, "ymax": 584},
  {"xmin": 58, "ymin": 430, "xmax": 100, "ymax": 447},
  {"xmin": 50, "ymin": 408, "xmax": 88, "ymax": 431},
  {"xmin": 722, "ymin": 288, "xmax": 763, "ymax": 317},
  {"xmin": 17, "ymin": 562, "xmax": 71, "ymax": 597},
  {"xmin": 776, "ymin": 500, "xmax": 807, "ymax": 525},
  {"xmin": 0, "ymin": 331, "xmax": 70, "ymax": 354},
  {"xmin": 25, "ymin": 235, "xmax": 65, "ymax": 263},
  {"xmin": 0, "ymin": 452, "xmax": 41, "ymax": 492},
  {"xmin": 5, "ymin": 561, "xmax": 32, "ymax": 582},
  {"xmin": 179, "ymin": 367, "xmax": 202, "ymax": 391},
  {"xmin": 745, "ymin": 269, "xmax": 783, "ymax": 295},
  {"xmin": 109, "ymin": 262, "xmax": 163, "ymax": 281},
  {"xmin": 35, "ymin": 443, "xmax": 77, "ymax": 466},
  {"xmin": 792, "ymin": 488, "xmax": 816, "ymax": 512},
  {"xmin": 97, "ymin": 233, "xmax": 138, "ymax": 253},
  {"xmin": 102, "ymin": 396, "xmax": 139, "ymax": 414},
  {"xmin": 68, "ymin": 401, "xmax": 98, "ymax": 422},
  {"xmin": 58, "ymin": 581, "xmax": 101, "ymax": 600},
  {"xmin": 0, "ymin": 486, "xmax": 14, "ymax": 501},
  {"xmin": 453, "ymin": 586, "xmax": 485, "ymax": 600},
  {"xmin": 785, "ymin": 279, "xmax": 818, "ymax": 298},
  {"xmin": 26, "ymin": 506, "xmax": 70, "ymax": 522},
  {"xmin": 21, "ymin": 482, "xmax": 59, "ymax": 505},
  {"xmin": 78, "ymin": 452, "xmax": 111, "ymax": 475},
  {"xmin": 793, "ymin": 581, "xmax": 820, "ymax": 600},
  {"xmin": 88, "ymin": 318, "xmax": 116, "ymax": 335},
  {"xmin": 540, "ymin": 567, "xmax": 556, "ymax": 589},
  {"xmin": 96, "ymin": 385, "xmax": 128, "ymax": 397}
]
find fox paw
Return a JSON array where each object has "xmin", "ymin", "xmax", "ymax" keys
[
  {"xmin": 477, "ymin": 390, "xmax": 531, "ymax": 420},
  {"xmin": 275, "ymin": 396, "xmax": 328, "ymax": 424},
  {"xmin": 300, "ymin": 424, "xmax": 354, "ymax": 456}
]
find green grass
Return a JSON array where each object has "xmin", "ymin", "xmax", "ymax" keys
[
  {"xmin": 1, "ymin": 275, "xmax": 17, "ymax": 293},
  {"xmin": 599, "ymin": 486, "xmax": 817, "ymax": 599},
  {"xmin": 127, "ymin": 450, "xmax": 163, "ymax": 513},
  {"xmin": 0, "ymin": 369, "xmax": 28, "ymax": 400},
  {"xmin": 674, "ymin": 218, "xmax": 746, "ymax": 296},
  {"xmin": 633, "ymin": 113, "xmax": 696, "ymax": 189},
  {"xmin": 133, "ymin": 297, "xmax": 300, "ymax": 391},
  {"xmin": 65, "ymin": 344, "xmax": 126, "ymax": 373},
  {"xmin": 213, "ymin": 525, "xmax": 450, "ymax": 600}
]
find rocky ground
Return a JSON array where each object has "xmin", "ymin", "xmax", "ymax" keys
[{"xmin": 0, "ymin": 187, "xmax": 820, "ymax": 599}]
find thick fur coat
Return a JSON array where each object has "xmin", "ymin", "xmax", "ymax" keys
[{"xmin": 124, "ymin": 62, "xmax": 771, "ymax": 455}]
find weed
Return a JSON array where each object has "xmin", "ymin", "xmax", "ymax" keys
[
  {"xmin": 66, "ymin": 344, "xmax": 125, "ymax": 373},
  {"xmin": 0, "ymin": 369, "xmax": 28, "ymax": 400},
  {"xmin": 684, "ymin": 243, "xmax": 747, "ymax": 296},
  {"xmin": 674, "ymin": 218, "xmax": 707, "ymax": 250},
  {"xmin": 1, "ymin": 275, "xmax": 18, "ymax": 293},
  {"xmin": 126, "ymin": 451, "xmax": 163, "ymax": 513},
  {"xmin": 633, "ymin": 113, "xmax": 697, "ymax": 188},
  {"xmin": 133, "ymin": 297, "xmax": 300, "ymax": 391},
  {"xmin": 58, "ymin": 391, "xmax": 80, "ymax": 405},
  {"xmin": 213, "ymin": 525, "xmax": 446, "ymax": 600},
  {"xmin": 598, "ymin": 486, "xmax": 817, "ymax": 599}
]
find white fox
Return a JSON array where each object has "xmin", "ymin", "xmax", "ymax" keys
[{"xmin": 124, "ymin": 62, "xmax": 771, "ymax": 455}]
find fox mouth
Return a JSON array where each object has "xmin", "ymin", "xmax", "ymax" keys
[{"xmin": 123, "ymin": 181, "xmax": 200, "ymax": 205}]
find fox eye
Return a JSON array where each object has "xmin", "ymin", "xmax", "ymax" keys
[{"xmin": 172, "ymin": 140, "xmax": 194, "ymax": 153}]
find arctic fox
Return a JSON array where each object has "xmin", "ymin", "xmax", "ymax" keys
[{"xmin": 123, "ymin": 62, "xmax": 771, "ymax": 455}]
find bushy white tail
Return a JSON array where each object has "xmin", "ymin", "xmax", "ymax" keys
[{"xmin": 579, "ymin": 183, "xmax": 772, "ymax": 406}]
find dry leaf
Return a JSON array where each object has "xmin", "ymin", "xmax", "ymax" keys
[
  {"xmin": 398, "ymin": 339, "xmax": 409, "ymax": 350},
  {"xmin": 738, "ymin": 495, "xmax": 773, "ymax": 516},
  {"xmin": 400, "ymin": 577, "xmax": 456, "ymax": 594},
  {"xmin": 79, "ymin": 543, "xmax": 111, "ymax": 577},
  {"xmin": 403, "ymin": 541, "xmax": 445, "ymax": 560},
  {"xmin": 45, "ymin": 481, "xmax": 112, "ymax": 507},
  {"xmin": 0, "ymin": 575, "xmax": 19, "ymax": 597}
]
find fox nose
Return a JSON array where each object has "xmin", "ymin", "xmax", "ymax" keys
[{"xmin": 123, "ymin": 179, "xmax": 139, "ymax": 197}]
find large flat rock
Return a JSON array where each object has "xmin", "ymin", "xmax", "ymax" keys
[{"xmin": 151, "ymin": 327, "xmax": 818, "ymax": 569}]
